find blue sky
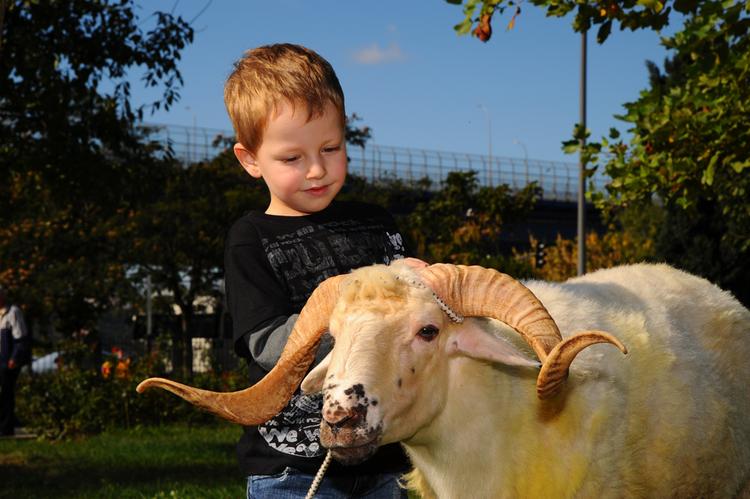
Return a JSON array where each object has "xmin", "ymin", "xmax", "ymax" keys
[{"xmin": 130, "ymin": 1, "xmax": 682, "ymax": 163}]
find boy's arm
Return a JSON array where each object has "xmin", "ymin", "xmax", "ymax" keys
[
  {"xmin": 245, "ymin": 315, "xmax": 332, "ymax": 372},
  {"xmin": 225, "ymin": 220, "xmax": 333, "ymax": 371},
  {"xmin": 246, "ymin": 315, "xmax": 297, "ymax": 372},
  {"xmin": 225, "ymin": 221, "xmax": 289, "ymax": 363}
]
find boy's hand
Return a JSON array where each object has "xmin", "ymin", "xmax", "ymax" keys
[{"xmin": 401, "ymin": 257, "xmax": 429, "ymax": 269}]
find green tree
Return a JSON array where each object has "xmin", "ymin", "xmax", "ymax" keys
[
  {"xmin": 0, "ymin": 1, "xmax": 194, "ymax": 334},
  {"xmin": 126, "ymin": 150, "xmax": 267, "ymax": 374},
  {"xmin": 449, "ymin": 0, "xmax": 750, "ymax": 304},
  {"xmin": 448, "ymin": 0, "xmax": 699, "ymax": 44},
  {"xmin": 407, "ymin": 171, "xmax": 540, "ymax": 274},
  {"xmin": 579, "ymin": 2, "xmax": 749, "ymax": 304}
]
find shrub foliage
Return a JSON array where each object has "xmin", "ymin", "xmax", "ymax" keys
[{"xmin": 18, "ymin": 340, "xmax": 248, "ymax": 440}]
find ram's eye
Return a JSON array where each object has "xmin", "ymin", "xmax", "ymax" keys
[{"xmin": 417, "ymin": 325, "xmax": 440, "ymax": 342}]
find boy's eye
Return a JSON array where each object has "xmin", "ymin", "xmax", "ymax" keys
[
  {"xmin": 322, "ymin": 145, "xmax": 341, "ymax": 153},
  {"xmin": 280, "ymin": 155, "xmax": 300, "ymax": 163}
]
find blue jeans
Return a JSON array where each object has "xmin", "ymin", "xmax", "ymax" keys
[{"xmin": 247, "ymin": 468, "xmax": 408, "ymax": 498}]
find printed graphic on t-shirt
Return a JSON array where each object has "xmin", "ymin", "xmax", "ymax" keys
[
  {"xmin": 258, "ymin": 393, "xmax": 325, "ymax": 458},
  {"xmin": 261, "ymin": 218, "xmax": 406, "ymax": 310}
]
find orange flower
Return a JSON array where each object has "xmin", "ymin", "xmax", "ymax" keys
[
  {"xmin": 115, "ymin": 358, "xmax": 131, "ymax": 378},
  {"xmin": 101, "ymin": 361, "xmax": 113, "ymax": 378}
]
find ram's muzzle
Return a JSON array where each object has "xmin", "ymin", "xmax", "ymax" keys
[{"xmin": 318, "ymin": 381, "xmax": 384, "ymax": 465}]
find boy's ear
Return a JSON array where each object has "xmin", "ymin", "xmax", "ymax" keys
[{"xmin": 233, "ymin": 143, "xmax": 261, "ymax": 178}]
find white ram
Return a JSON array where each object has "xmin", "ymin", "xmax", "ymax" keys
[{"xmin": 138, "ymin": 262, "xmax": 750, "ymax": 498}]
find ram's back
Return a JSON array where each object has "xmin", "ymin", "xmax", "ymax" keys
[{"xmin": 520, "ymin": 263, "xmax": 750, "ymax": 497}]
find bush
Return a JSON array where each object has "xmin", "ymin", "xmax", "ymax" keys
[{"xmin": 17, "ymin": 340, "xmax": 249, "ymax": 440}]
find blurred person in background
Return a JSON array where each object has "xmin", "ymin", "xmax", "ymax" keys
[{"xmin": 0, "ymin": 284, "xmax": 30, "ymax": 436}]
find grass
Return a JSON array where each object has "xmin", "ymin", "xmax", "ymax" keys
[{"xmin": 0, "ymin": 422, "xmax": 246, "ymax": 498}]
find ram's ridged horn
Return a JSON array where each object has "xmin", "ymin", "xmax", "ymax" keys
[
  {"xmin": 418, "ymin": 264, "xmax": 626, "ymax": 399},
  {"xmin": 419, "ymin": 264, "xmax": 562, "ymax": 361},
  {"xmin": 136, "ymin": 274, "xmax": 346, "ymax": 425},
  {"xmin": 537, "ymin": 330, "xmax": 627, "ymax": 399}
]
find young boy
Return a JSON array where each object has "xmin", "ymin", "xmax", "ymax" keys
[{"xmin": 223, "ymin": 44, "xmax": 411, "ymax": 498}]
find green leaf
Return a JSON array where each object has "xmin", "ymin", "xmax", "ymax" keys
[
  {"xmin": 572, "ymin": 123, "xmax": 590, "ymax": 141},
  {"xmin": 454, "ymin": 19, "xmax": 474, "ymax": 35},
  {"xmin": 597, "ymin": 20, "xmax": 613, "ymax": 44},
  {"xmin": 637, "ymin": 0, "xmax": 665, "ymax": 12},
  {"xmin": 453, "ymin": 0, "xmax": 480, "ymax": 35},
  {"xmin": 562, "ymin": 139, "xmax": 580, "ymax": 154},
  {"xmin": 731, "ymin": 160, "xmax": 750, "ymax": 173},
  {"xmin": 673, "ymin": 0, "xmax": 700, "ymax": 14},
  {"xmin": 702, "ymin": 153, "xmax": 719, "ymax": 185}
]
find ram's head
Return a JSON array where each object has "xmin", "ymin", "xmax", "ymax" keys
[{"xmin": 137, "ymin": 262, "xmax": 625, "ymax": 464}]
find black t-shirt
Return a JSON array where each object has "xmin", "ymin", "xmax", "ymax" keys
[{"xmin": 224, "ymin": 200, "xmax": 411, "ymax": 476}]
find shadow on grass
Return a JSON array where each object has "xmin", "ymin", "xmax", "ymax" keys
[
  {"xmin": 1, "ymin": 461, "xmax": 242, "ymax": 498},
  {"xmin": 0, "ymin": 426, "xmax": 245, "ymax": 498}
]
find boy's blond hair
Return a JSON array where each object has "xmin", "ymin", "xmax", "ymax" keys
[{"xmin": 224, "ymin": 44, "xmax": 346, "ymax": 154}]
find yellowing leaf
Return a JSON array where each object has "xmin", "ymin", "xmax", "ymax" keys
[
  {"xmin": 637, "ymin": 0, "xmax": 664, "ymax": 12},
  {"xmin": 507, "ymin": 5, "xmax": 521, "ymax": 31},
  {"xmin": 731, "ymin": 160, "xmax": 750, "ymax": 173},
  {"xmin": 702, "ymin": 153, "xmax": 719, "ymax": 186}
]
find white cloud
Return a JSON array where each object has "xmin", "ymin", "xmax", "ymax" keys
[{"xmin": 352, "ymin": 42, "xmax": 406, "ymax": 65}]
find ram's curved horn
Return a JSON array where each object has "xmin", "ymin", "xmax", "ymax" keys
[
  {"xmin": 419, "ymin": 264, "xmax": 562, "ymax": 362},
  {"xmin": 136, "ymin": 274, "xmax": 345, "ymax": 425},
  {"xmin": 536, "ymin": 330, "xmax": 627, "ymax": 399},
  {"xmin": 419, "ymin": 264, "xmax": 626, "ymax": 399}
]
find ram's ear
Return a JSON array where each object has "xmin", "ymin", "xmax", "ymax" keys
[
  {"xmin": 301, "ymin": 352, "xmax": 331, "ymax": 394},
  {"xmin": 447, "ymin": 319, "xmax": 540, "ymax": 368}
]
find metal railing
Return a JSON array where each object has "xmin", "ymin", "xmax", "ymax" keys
[
  {"xmin": 143, "ymin": 122, "xmax": 233, "ymax": 164},
  {"xmin": 143, "ymin": 123, "xmax": 608, "ymax": 202},
  {"xmin": 348, "ymin": 144, "xmax": 608, "ymax": 202}
]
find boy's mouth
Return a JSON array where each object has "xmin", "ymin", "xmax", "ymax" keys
[{"xmin": 305, "ymin": 185, "xmax": 329, "ymax": 196}]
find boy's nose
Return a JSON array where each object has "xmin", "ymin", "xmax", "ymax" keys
[{"xmin": 306, "ymin": 159, "xmax": 326, "ymax": 179}]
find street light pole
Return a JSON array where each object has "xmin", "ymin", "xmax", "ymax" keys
[
  {"xmin": 185, "ymin": 105, "xmax": 197, "ymax": 163},
  {"xmin": 577, "ymin": 30, "xmax": 588, "ymax": 276},
  {"xmin": 145, "ymin": 275, "xmax": 153, "ymax": 353},
  {"xmin": 513, "ymin": 138, "xmax": 529, "ymax": 184},
  {"xmin": 478, "ymin": 104, "xmax": 492, "ymax": 186}
]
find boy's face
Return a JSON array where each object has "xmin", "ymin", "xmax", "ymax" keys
[{"xmin": 234, "ymin": 101, "xmax": 347, "ymax": 216}]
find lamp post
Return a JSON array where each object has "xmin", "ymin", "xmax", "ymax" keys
[
  {"xmin": 145, "ymin": 275, "xmax": 152, "ymax": 353},
  {"xmin": 185, "ymin": 105, "xmax": 197, "ymax": 163},
  {"xmin": 513, "ymin": 138, "xmax": 529, "ymax": 184},
  {"xmin": 577, "ymin": 30, "xmax": 588, "ymax": 277},
  {"xmin": 478, "ymin": 104, "xmax": 492, "ymax": 186}
]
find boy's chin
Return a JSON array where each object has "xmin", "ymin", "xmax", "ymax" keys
[{"xmin": 267, "ymin": 198, "xmax": 334, "ymax": 216}]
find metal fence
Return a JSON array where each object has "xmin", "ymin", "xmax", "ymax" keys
[
  {"xmin": 143, "ymin": 122, "xmax": 233, "ymax": 164},
  {"xmin": 348, "ymin": 145, "xmax": 608, "ymax": 202},
  {"xmin": 143, "ymin": 123, "xmax": 608, "ymax": 202}
]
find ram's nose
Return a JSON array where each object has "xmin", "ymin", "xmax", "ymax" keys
[{"xmin": 323, "ymin": 403, "xmax": 367, "ymax": 430}]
